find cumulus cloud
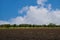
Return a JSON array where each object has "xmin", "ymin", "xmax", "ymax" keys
[
  {"xmin": 25, "ymin": 6, "xmax": 51, "ymax": 24},
  {"xmin": 9, "ymin": 16, "xmax": 25, "ymax": 24},
  {"xmin": 0, "ymin": 0, "xmax": 60, "ymax": 25},
  {"xmin": 0, "ymin": 20, "xmax": 10, "ymax": 25}
]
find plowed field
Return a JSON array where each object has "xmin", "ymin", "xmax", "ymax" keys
[{"xmin": 0, "ymin": 28, "xmax": 60, "ymax": 40}]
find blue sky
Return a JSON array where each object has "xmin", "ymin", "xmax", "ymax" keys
[
  {"xmin": 0, "ymin": 0, "xmax": 36, "ymax": 20},
  {"xmin": 0, "ymin": 0, "xmax": 60, "ymax": 25},
  {"xmin": 0, "ymin": 0, "xmax": 60, "ymax": 20}
]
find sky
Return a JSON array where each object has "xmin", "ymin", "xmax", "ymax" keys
[{"xmin": 0, "ymin": 0, "xmax": 60, "ymax": 25}]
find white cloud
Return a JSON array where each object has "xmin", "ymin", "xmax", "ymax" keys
[
  {"xmin": 37, "ymin": 0, "xmax": 47, "ymax": 6},
  {"xmin": 0, "ymin": 20, "xmax": 10, "ymax": 25},
  {"xmin": 48, "ymin": 4, "xmax": 52, "ymax": 10},
  {"xmin": 25, "ymin": 6, "xmax": 50, "ymax": 24},
  {"xmin": 50, "ymin": 10, "xmax": 60, "ymax": 24},
  {"xmin": 0, "ymin": 0, "xmax": 60, "ymax": 25},
  {"xmin": 9, "ymin": 16, "xmax": 25, "ymax": 25},
  {"xmin": 0, "ymin": 17, "xmax": 25, "ymax": 25},
  {"xmin": 18, "ymin": 6, "xmax": 29, "ymax": 14}
]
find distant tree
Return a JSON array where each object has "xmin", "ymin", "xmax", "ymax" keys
[
  {"xmin": 0, "ymin": 25, "xmax": 4, "ymax": 27},
  {"xmin": 48, "ymin": 23, "xmax": 56, "ymax": 27},
  {"xmin": 13, "ymin": 24, "xmax": 17, "ymax": 27},
  {"xmin": 1, "ymin": 24, "xmax": 10, "ymax": 28},
  {"xmin": 0, "ymin": 23, "xmax": 60, "ymax": 28}
]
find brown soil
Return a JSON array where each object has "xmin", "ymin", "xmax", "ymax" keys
[{"xmin": 0, "ymin": 28, "xmax": 60, "ymax": 40}]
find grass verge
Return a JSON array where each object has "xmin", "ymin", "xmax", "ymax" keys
[{"xmin": 0, "ymin": 27, "xmax": 60, "ymax": 29}]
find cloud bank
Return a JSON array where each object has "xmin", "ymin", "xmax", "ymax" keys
[{"xmin": 0, "ymin": 0, "xmax": 60, "ymax": 25}]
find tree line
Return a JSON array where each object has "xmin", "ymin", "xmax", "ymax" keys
[{"xmin": 0, "ymin": 23, "xmax": 60, "ymax": 28}]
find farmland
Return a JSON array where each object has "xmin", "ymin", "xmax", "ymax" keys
[
  {"xmin": 0, "ymin": 27, "xmax": 60, "ymax": 40},
  {"xmin": 0, "ymin": 24, "xmax": 60, "ymax": 40}
]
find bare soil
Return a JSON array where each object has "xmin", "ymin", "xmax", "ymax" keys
[{"xmin": 0, "ymin": 28, "xmax": 60, "ymax": 40}]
